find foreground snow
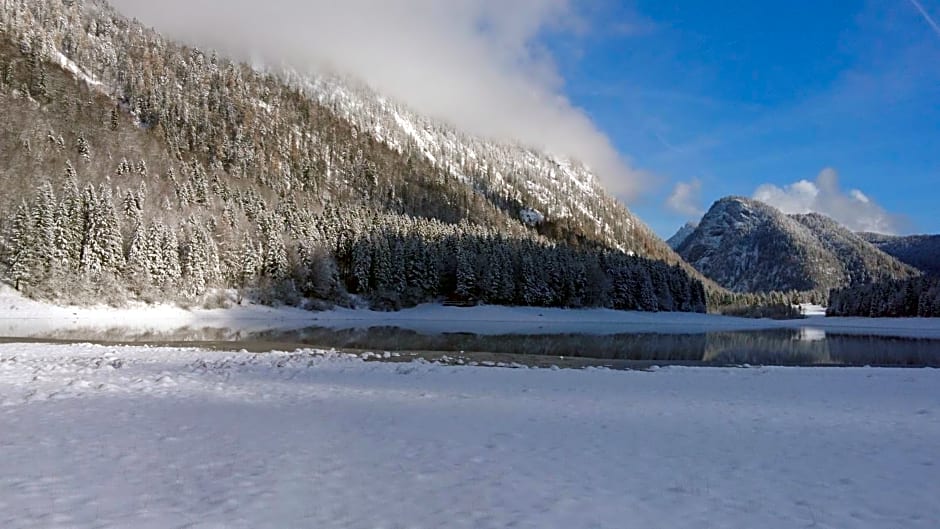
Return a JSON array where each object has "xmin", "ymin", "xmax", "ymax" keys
[
  {"xmin": 2, "ymin": 285, "xmax": 940, "ymax": 339},
  {"xmin": 1, "ymin": 343, "xmax": 938, "ymax": 528}
]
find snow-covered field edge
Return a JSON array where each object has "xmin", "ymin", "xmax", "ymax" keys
[
  {"xmin": 2, "ymin": 284, "xmax": 940, "ymax": 339},
  {"xmin": 0, "ymin": 342, "xmax": 938, "ymax": 529}
]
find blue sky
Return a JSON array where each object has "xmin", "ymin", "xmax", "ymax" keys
[{"xmin": 548, "ymin": 0, "xmax": 940, "ymax": 236}]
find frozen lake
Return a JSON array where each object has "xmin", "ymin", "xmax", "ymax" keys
[
  {"xmin": 3, "ymin": 325, "xmax": 939, "ymax": 369},
  {"xmin": 2, "ymin": 285, "xmax": 940, "ymax": 367}
]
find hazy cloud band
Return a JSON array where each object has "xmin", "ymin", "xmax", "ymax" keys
[{"xmin": 110, "ymin": 0, "xmax": 647, "ymax": 199}]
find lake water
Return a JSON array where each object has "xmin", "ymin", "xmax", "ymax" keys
[{"xmin": 4, "ymin": 324, "xmax": 939, "ymax": 368}]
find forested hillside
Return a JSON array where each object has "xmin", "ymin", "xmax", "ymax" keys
[
  {"xmin": 0, "ymin": 0, "xmax": 706, "ymax": 312},
  {"xmin": 790, "ymin": 213, "xmax": 916, "ymax": 286}
]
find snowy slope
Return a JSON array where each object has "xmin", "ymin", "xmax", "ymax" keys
[
  {"xmin": 1, "ymin": 343, "xmax": 938, "ymax": 529},
  {"xmin": 284, "ymin": 69, "xmax": 671, "ymax": 255},
  {"xmin": 301, "ymin": 72, "xmax": 601, "ymax": 220}
]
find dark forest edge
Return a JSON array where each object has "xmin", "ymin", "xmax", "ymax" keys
[{"xmin": 828, "ymin": 276, "xmax": 940, "ymax": 318}]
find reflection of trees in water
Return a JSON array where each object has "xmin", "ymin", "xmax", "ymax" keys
[
  {"xmin": 691, "ymin": 331, "xmax": 939, "ymax": 366},
  {"xmin": 702, "ymin": 331, "xmax": 832, "ymax": 365},
  {"xmin": 260, "ymin": 327, "xmax": 711, "ymax": 361},
  {"xmin": 255, "ymin": 327, "xmax": 940, "ymax": 366},
  {"xmin": 262, "ymin": 327, "xmax": 940, "ymax": 366},
  {"xmin": 827, "ymin": 335, "xmax": 940, "ymax": 366}
]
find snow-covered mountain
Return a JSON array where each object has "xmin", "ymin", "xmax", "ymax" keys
[
  {"xmin": 676, "ymin": 197, "xmax": 919, "ymax": 294},
  {"xmin": 0, "ymin": 0, "xmax": 710, "ymax": 310},
  {"xmin": 1, "ymin": 0, "xmax": 682, "ymax": 264},
  {"xmin": 666, "ymin": 222, "xmax": 698, "ymax": 250}
]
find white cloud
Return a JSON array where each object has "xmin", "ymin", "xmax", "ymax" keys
[
  {"xmin": 666, "ymin": 178, "xmax": 705, "ymax": 217},
  {"xmin": 753, "ymin": 178, "xmax": 818, "ymax": 214},
  {"xmin": 753, "ymin": 168, "xmax": 903, "ymax": 234},
  {"xmin": 850, "ymin": 189, "xmax": 870, "ymax": 204},
  {"xmin": 109, "ymin": 0, "xmax": 648, "ymax": 199}
]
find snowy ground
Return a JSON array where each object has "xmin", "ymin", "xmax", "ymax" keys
[
  {"xmin": 2, "ymin": 285, "xmax": 940, "ymax": 339},
  {"xmin": 1, "ymin": 343, "xmax": 938, "ymax": 528}
]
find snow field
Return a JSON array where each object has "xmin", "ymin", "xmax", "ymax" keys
[{"xmin": 1, "ymin": 343, "xmax": 938, "ymax": 528}]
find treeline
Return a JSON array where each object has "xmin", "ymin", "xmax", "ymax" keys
[
  {"xmin": 708, "ymin": 289, "xmax": 824, "ymax": 319},
  {"xmin": 828, "ymin": 277, "xmax": 940, "ymax": 318},
  {"xmin": 340, "ymin": 227, "xmax": 706, "ymax": 312},
  {"xmin": 0, "ymin": 173, "xmax": 707, "ymax": 312}
]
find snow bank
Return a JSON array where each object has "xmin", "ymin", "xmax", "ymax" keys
[
  {"xmin": 3, "ymin": 284, "xmax": 940, "ymax": 339},
  {"xmin": 799, "ymin": 303, "xmax": 828, "ymax": 316},
  {"xmin": 0, "ymin": 284, "xmax": 319, "ymax": 338},
  {"xmin": 0, "ymin": 343, "xmax": 937, "ymax": 528}
]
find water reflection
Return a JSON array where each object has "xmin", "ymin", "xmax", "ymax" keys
[
  {"xmin": 797, "ymin": 328, "xmax": 827, "ymax": 342},
  {"xmin": 254, "ymin": 326, "xmax": 940, "ymax": 367},
  {"xmin": 4, "ymin": 325, "xmax": 939, "ymax": 367}
]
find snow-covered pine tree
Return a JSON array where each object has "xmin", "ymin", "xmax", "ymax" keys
[
  {"xmin": 144, "ymin": 222, "xmax": 182, "ymax": 289},
  {"xmin": 261, "ymin": 223, "xmax": 289, "ymax": 283},
  {"xmin": 350, "ymin": 236, "xmax": 373, "ymax": 295},
  {"xmin": 518, "ymin": 247, "xmax": 552, "ymax": 307},
  {"xmin": 125, "ymin": 222, "xmax": 152, "ymax": 292},
  {"xmin": 33, "ymin": 182, "xmax": 58, "ymax": 280},
  {"xmin": 79, "ymin": 185, "xmax": 125, "ymax": 277},
  {"xmin": 180, "ymin": 220, "xmax": 218, "ymax": 297},
  {"xmin": 8, "ymin": 201, "xmax": 37, "ymax": 290},
  {"xmin": 637, "ymin": 265, "xmax": 658, "ymax": 312},
  {"xmin": 454, "ymin": 237, "xmax": 478, "ymax": 301},
  {"xmin": 370, "ymin": 234, "xmax": 393, "ymax": 295},
  {"xmin": 237, "ymin": 232, "xmax": 261, "ymax": 292}
]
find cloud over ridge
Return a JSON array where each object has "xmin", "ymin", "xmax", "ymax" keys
[
  {"xmin": 666, "ymin": 178, "xmax": 705, "ymax": 217},
  {"xmin": 110, "ymin": 0, "xmax": 646, "ymax": 199},
  {"xmin": 753, "ymin": 168, "xmax": 904, "ymax": 234}
]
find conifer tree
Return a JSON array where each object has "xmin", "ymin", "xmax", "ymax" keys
[
  {"xmin": 9, "ymin": 201, "xmax": 37, "ymax": 290},
  {"xmin": 455, "ymin": 238, "xmax": 477, "ymax": 300}
]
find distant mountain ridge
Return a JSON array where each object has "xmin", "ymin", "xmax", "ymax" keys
[
  {"xmin": 675, "ymin": 197, "xmax": 918, "ymax": 294},
  {"xmin": 860, "ymin": 233, "xmax": 940, "ymax": 276},
  {"xmin": 666, "ymin": 222, "xmax": 697, "ymax": 250}
]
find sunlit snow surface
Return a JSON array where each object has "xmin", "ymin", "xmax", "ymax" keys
[{"xmin": 0, "ymin": 343, "xmax": 938, "ymax": 528}]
